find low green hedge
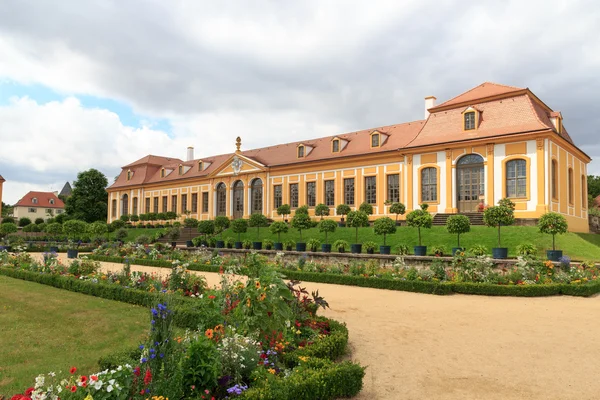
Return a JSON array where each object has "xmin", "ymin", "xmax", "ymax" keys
[
  {"xmin": 87, "ymin": 255, "xmax": 600, "ymax": 297},
  {"xmin": 282, "ymin": 319, "xmax": 349, "ymax": 367}
]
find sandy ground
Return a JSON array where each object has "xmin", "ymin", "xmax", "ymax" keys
[{"xmin": 33, "ymin": 254, "xmax": 600, "ymax": 399}]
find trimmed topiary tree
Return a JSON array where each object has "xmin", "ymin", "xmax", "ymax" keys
[
  {"xmin": 34, "ymin": 218, "xmax": 45, "ymax": 225},
  {"xmin": 315, "ymin": 203, "xmax": 330, "ymax": 220},
  {"xmin": 0, "ymin": 222, "xmax": 17, "ymax": 244},
  {"xmin": 231, "ymin": 218, "xmax": 248, "ymax": 243},
  {"xmin": 269, "ymin": 221, "xmax": 288, "ymax": 244},
  {"xmin": 406, "ymin": 204, "xmax": 433, "ymax": 254},
  {"xmin": 538, "ymin": 212, "xmax": 568, "ymax": 261},
  {"xmin": 346, "ymin": 210, "xmax": 370, "ymax": 253},
  {"xmin": 373, "ymin": 217, "xmax": 396, "ymax": 247},
  {"xmin": 389, "ymin": 202, "xmax": 406, "ymax": 225},
  {"xmin": 483, "ymin": 203, "xmax": 515, "ymax": 259},
  {"xmin": 197, "ymin": 220, "xmax": 215, "ymax": 244},
  {"xmin": 214, "ymin": 216, "xmax": 230, "ymax": 241},
  {"xmin": 358, "ymin": 202, "xmax": 374, "ymax": 216},
  {"xmin": 183, "ymin": 218, "xmax": 199, "ymax": 228},
  {"xmin": 291, "ymin": 211, "xmax": 312, "ymax": 244},
  {"xmin": 446, "ymin": 214, "xmax": 471, "ymax": 250},
  {"xmin": 336, "ymin": 204, "xmax": 351, "ymax": 224},
  {"xmin": 18, "ymin": 217, "xmax": 32, "ymax": 227},
  {"xmin": 248, "ymin": 213, "xmax": 268, "ymax": 241},
  {"xmin": 277, "ymin": 204, "xmax": 291, "ymax": 222},
  {"xmin": 319, "ymin": 219, "xmax": 338, "ymax": 245}
]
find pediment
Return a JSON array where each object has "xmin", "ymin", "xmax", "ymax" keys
[{"xmin": 210, "ymin": 154, "xmax": 267, "ymax": 177}]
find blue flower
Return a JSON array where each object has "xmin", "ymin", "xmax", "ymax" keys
[
  {"xmin": 141, "ymin": 357, "xmax": 147, "ymax": 363},
  {"xmin": 151, "ymin": 320, "xmax": 155, "ymax": 325},
  {"xmin": 151, "ymin": 308, "xmax": 158, "ymax": 316},
  {"xmin": 139, "ymin": 345, "xmax": 145, "ymax": 350},
  {"xmin": 150, "ymin": 348, "xmax": 156, "ymax": 353},
  {"xmin": 150, "ymin": 353, "xmax": 156, "ymax": 359},
  {"xmin": 159, "ymin": 353, "xmax": 164, "ymax": 358}
]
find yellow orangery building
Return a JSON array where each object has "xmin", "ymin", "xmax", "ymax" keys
[{"xmin": 108, "ymin": 82, "xmax": 591, "ymax": 232}]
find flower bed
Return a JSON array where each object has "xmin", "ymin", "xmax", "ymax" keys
[
  {"xmin": 85, "ymin": 243, "xmax": 600, "ymax": 297},
  {"xmin": 1, "ymin": 249, "xmax": 364, "ymax": 399}
]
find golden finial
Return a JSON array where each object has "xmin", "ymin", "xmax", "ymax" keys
[{"xmin": 235, "ymin": 136, "xmax": 241, "ymax": 153}]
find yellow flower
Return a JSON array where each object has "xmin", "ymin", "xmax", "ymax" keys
[
  {"xmin": 268, "ymin": 368, "xmax": 276, "ymax": 374},
  {"xmin": 259, "ymin": 293, "xmax": 266, "ymax": 301},
  {"xmin": 205, "ymin": 328, "xmax": 214, "ymax": 339},
  {"xmin": 295, "ymin": 329, "xmax": 301, "ymax": 335},
  {"xmin": 83, "ymin": 394, "xmax": 94, "ymax": 400},
  {"xmin": 246, "ymin": 298, "xmax": 251, "ymax": 307},
  {"xmin": 255, "ymin": 281, "xmax": 261, "ymax": 289},
  {"xmin": 298, "ymin": 356, "xmax": 309, "ymax": 362}
]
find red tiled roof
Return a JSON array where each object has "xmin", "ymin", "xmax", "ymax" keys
[
  {"xmin": 15, "ymin": 191, "xmax": 65, "ymax": 209},
  {"xmin": 0, "ymin": 175, "xmax": 5, "ymax": 182},
  {"xmin": 431, "ymin": 82, "xmax": 524, "ymax": 110}
]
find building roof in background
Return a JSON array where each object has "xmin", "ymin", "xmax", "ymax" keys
[
  {"xmin": 0, "ymin": 175, "xmax": 5, "ymax": 182},
  {"xmin": 59, "ymin": 182, "xmax": 72, "ymax": 197},
  {"xmin": 15, "ymin": 191, "xmax": 65, "ymax": 209}
]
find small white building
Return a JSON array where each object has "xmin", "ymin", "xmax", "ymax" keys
[{"xmin": 13, "ymin": 191, "xmax": 65, "ymax": 221}]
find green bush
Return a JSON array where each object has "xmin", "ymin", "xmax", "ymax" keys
[
  {"xmin": 214, "ymin": 216, "xmax": 230, "ymax": 238},
  {"xmin": 111, "ymin": 219, "xmax": 126, "ymax": 230},
  {"xmin": 269, "ymin": 221, "xmax": 288, "ymax": 243},
  {"xmin": 315, "ymin": 203, "xmax": 330, "ymax": 220},
  {"xmin": 363, "ymin": 241, "xmax": 377, "ymax": 252},
  {"xmin": 346, "ymin": 211, "xmax": 369, "ymax": 244},
  {"xmin": 406, "ymin": 205, "xmax": 433, "ymax": 246},
  {"xmin": 243, "ymin": 239, "xmax": 253, "ymax": 249},
  {"xmin": 307, "ymin": 238, "xmax": 321, "ymax": 252},
  {"xmin": 34, "ymin": 218, "xmax": 45, "ymax": 225},
  {"xmin": 182, "ymin": 335, "xmax": 221, "ymax": 395},
  {"xmin": 516, "ymin": 243, "xmax": 537, "ymax": 256},
  {"xmin": 389, "ymin": 202, "xmax": 406, "ymax": 224},
  {"xmin": 296, "ymin": 205, "xmax": 309, "ymax": 215},
  {"xmin": 231, "ymin": 218, "xmax": 249, "ymax": 242},
  {"xmin": 115, "ymin": 228, "xmax": 128, "ymax": 241},
  {"xmin": 373, "ymin": 217, "xmax": 396, "ymax": 246},
  {"xmin": 18, "ymin": 217, "xmax": 32, "ymax": 227},
  {"xmin": 197, "ymin": 220, "xmax": 215, "ymax": 238},
  {"xmin": 184, "ymin": 217, "xmax": 199, "ymax": 228},
  {"xmin": 249, "ymin": 213, "xmax": 268, "ymax": 240},
  {"xmin": 136, "ymin": 234, "xmax": 151, "ymax": 245},
  {"xmin": 358, "ymin": 202, "xmax": 373, "ymax": 215},
  {"xmin": 467, "ymin": 244, "xmax": 488, "ymax": 256},
  {"xmin": 332, "ymin": 240, "xmax": 349, "ymax": 253},
  {"xmin": 538, "ymin": 212, "xmax": 568, "ymax": 251},
  {"xmin": 483, "ymin": 201, "xmax": 515, "ymax": 248},
  {"xmin": 291, "ymin": 212, "xmax": 312, "ymax": 242},
  {"xmin": 0, "ymin": 222, "xmax": 18, "ymax": 240},
  {"xmin": 446, "ymin": 215, "xmax": 471, "ymax": 248},
  {"xmin": 335, "ymin": 204, "xmax": 351, "ymax": 220},
  {"xmin": 283, "ymin": 239, "xmax": 295, "ymax": 251},
  {"xmin": 263, "ymin": 238, "xmax": 274, "ymax": 250},
  {"xmin": 319, "ymin": 219, "xmax": 337, "ymax": 244},
  {"xmin": 276, "ymin": 204, "xmax": 291, "ymax": 220}
]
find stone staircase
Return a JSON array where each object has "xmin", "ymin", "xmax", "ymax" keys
[
  {"xmin": 432, "ymin": 212, "xmax": 485, "ymax": 226},
  {"xmin": 156, "ymin": 227, "xmax": 199, "ymax": 245}
]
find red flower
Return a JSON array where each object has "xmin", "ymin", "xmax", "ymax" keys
[
  {"xmin": 208, "ymin": 295, "xmax": 216, "ymax": 300},
  {"xmin": 69, "ymin": 367, "xmax": 77, "ymax": 374},
  {"xmin": 81, "ymin": 382, "xmax": 87, "ymax": 388},
  {"xmin": 90, "ymin": 375, "xmax": 98, "ymax": 381},
  {"xmin": 133, "ymin": 367, "xmax": 141, "ymax": 377},
  {"xmin": 25, "ymin": 388, "xmax": 34, "ymax": 396},
  {"xmin": 144, "ymin": 369, "xmax": 152, "ymax": 385},
  {"xmin": 70, "ymin": 386, "xmax": 77, "ymax": 393},
  {"xmin": 79, "ymin": 376, "xmax": 87, "ymax": 383}
]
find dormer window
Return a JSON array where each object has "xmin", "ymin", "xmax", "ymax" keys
[
  {"xmin": 198, "ymin": 161, "xmax": 203, "ymax": 171},
  {"xmin": 178, "ymin": 165, "xmax": 183, "ymax": 175},
  {"xmin": 127, "ymin": 169, "xmax": 132, "ymax": 181},
  {"xmin": 32, "ymin": 198, "xmax": 38, "ymax": 204},
  {"xmin": 371, "ymin": 133, "xmax": 380, "ymax": 148},
  {"xmin": 332, "ymin": 139, "xmax": 340, "ymax": 153},
  {"xmin": 297, "ymin": 145, "xmax": 305, "ymax": 158},
  {"xmin": 160, "ymin": 168, "xmax": 165, "ymax": 178},
  {"xmin": 49, "ymin": 199, "xmax": 55, "ymax": 205},
  {"xmin": 464, "ymin": 112, "xmax": 476, "ymax": 130}
]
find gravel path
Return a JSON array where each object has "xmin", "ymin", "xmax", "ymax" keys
[{"xmin": 34, "ymin": 254, "xmax": 600, "ymax": 399}]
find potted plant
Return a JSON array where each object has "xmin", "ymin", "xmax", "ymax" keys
[
  {"xmin": 359, "ymin": 202, "xmax": 374, "ymax": 217},
  {"xmin": 197, "ymin": 220, "xmax": 215, "ymax": 247},
  {"xmin": 283, "ymin": 239, "xmax": 295, "ymax": 251},
  {"xmin": 277, "ymin": 204, "xmax": 291, "ymax": 223},
  {"xmin": 538, "ymin": 212, "xmax": 568, "ymax": 261},
  {"xmin": 446, "ymin": 214, "xmax": 471, "ymax": 255},
  {"xmin": 0, "ymin": 222, "xmax": 17, "ymax": 251},
  {"xmin": 315, "ymin": 203, "xmax": 330, "ymax": 220},
  {"xmin": 373, "ymin": 216, "xmax": 396, "ymax": 254},
  {"xmin": 333, "ymin": 239, "xmax": 349, "ymax": 253},
  {"xmin": 319, "ymin": 219, "xmax": 337, "ymax": 253},
  {"xmin": 231, "ymin": 218, "xmax": 248, "ymax": 249},
  {"xmin": 483, "ymin": 201, "xmax": 515, "ymax": 259},
  {"xmin": 363, "ymin": 241, "xmax": 378, "ymax": 255},
  {"xmin": 389, "ymin": 202, "xmax": 406, "ymax": 226},
  {"xmin": 44, "ymin": 222, "xmax": 63, "ymax": 252},
  {"xmin": 336, "ymin": 204, "xmax": 351, "ymax": 227},
  {"xmin": 307, "ymin": 238, "xmax": 321, "ymax": 252},
  {"xmin": 242, "ymin": 239, "xmax": 252, "ymax": 250},
  {"xmin": 249, "ymin": 213, "xmax": 268, "ymax": 250},
  {"xmin": 269, "ymin": 221, "xmax": 288, "ymax": 250},
  {"xmin": 63, "ymin": 219, "xmax": 88, "ymax": 258},
  {"xmin": 431, "ymin": 245, "xmax": 446, "ymax": 257},
  {"xmin": 406, "ymin": 204, "xmax": 433, "ymax": 256},
  {"xmin": 213, "ymin": 216, "xmax": 230, "ymax": 248},
  {"xmin": 224, "ymin": 237, "xmax": 234, "ymax": 249},
  {"xmin": 263, "ymin": 239, "xmax": 274, "ymax": 250},
  {"xmin": 168, "ymin": 227, "xmax": 181, "ymax": 248},
  {"xmin": 347, "ymin": 210, "xmax": 370, "ymax": 253},
  {"xmin": 291, "ymin": 210, "xmax": 312, "ymax": 252}
]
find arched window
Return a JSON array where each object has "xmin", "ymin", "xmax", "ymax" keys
[
  {"xmin": 464, "ymin": 112, "xmax": 476, "ymax": 130},
  {"xmin": 421, "ymin": 167, "xmax": 437, "ymax": 202},
  {"xmin": 332, "ymin": 139, "xmax": 340, "ymax": 153},
  {"xmin": 132, "ymin": 197, "xmax": 138, "ymax": 215},
  {"xmin": 178, "ymin": 165, "xmax": 183, "ymax": 175},
  {"xmin": 161, "ymin": 168, "xmax": 165, "ymax": 178},
  {"xmin": 198, "ymin": 161, "xmax": 203, "ymax": 171},
  {"xmin": 297, "ymin": 145, "xmax": 305, "ymax": 158},
  {"xmin": 122, "ymin": 194, "xmax": 129, "ymax": 216},
  {"xmin": 582, "ymin": 175, "xmax": 587, "ymax": 209},
  {"xmin": 233, "ymin": 180, "xmax": 244, "ymax": 219},
  {"xmin": 506, "ymin": 159, "xmax": 527, "ymax": 198},
  {"xmin": 457, "ymin": 154, "xmax": 484, "ymax": 165},
  {"xmin": 216, "ymin": 183, "xmax": 227, "ymax": 216},
  {"xmin": 371, "ymin": 133, "xmax": 380, "ymax": 148},
  {"xmin": 251, "ymin": 178, "xmax": 263, "ymax": 214},
  {"xmin": 551, "ymin": 160, "xmax": 558, "ymax": 200},
  {"xmin": 127, "ymin": 170, "xmax": 132, "ymax": 180},
  {"xmin": 568, "ymin": 168, "xmax": 574, "ymax": 204}
]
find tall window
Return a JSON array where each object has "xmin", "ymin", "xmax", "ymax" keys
[
  {"xmin": 153, "ymin": 197, "xmax": 159, "ymax": 213},
  {"xmin": 365, "ymin": 176, "xmax": 377, "ymax": 204},
  {"xmin": 297, "ymin": 146, "xmax": 305, "ymax": 158},
  {"xmin": 198, "ymin": 161, "xmax": 203, "ymax": 171},
  {"xmin": 568, "ymin": 168, "xmax": 574, "ymax": 204},
  {"xmin": 127, "ymin": 170, "xmax": 132, "ymax": 181},
  {"xmin": 251, "ymin": 178, "xmax": 263, "ymax": 213},
  {"xmin": 178, "ymin": 165, "xmax": 183, "ymax": 175},
  {"xmin": 506, "ymin": 159, "xmax": 527, "ymax": 198},
  {"xmin": 344, "ymin": 178, "xmax": 355, "ymax": 205},
  {"xmin": 132, "ymin": 197, "xmax": 138, "ymax": 215},
  {"xmin": 145, "ymin": 197, "xmax": 151, "ymax": 214},
  {"xmin": 332, "ymin": 139, "xmax": 340, "ymax": 153},
  {"xmin": 421, "ymin": 167, "xmax": 437, "ymax": 202},
  {"xmin": 216, "ymin": 183, "xmax": 227, "ymax": 216},
  {"xmin": 191, "ymin": 193, "xmax": 198, "ymax": 213},
  {"xmin": 112, "ymin": 199, "xmax": 117, "ymax": 218},
  {"xmin": 162, "ymin": 196, "xmax": 168, "ymax": 213},
  {"xmin": 202, "ymin": 192, "xmax": 209, "ymax": 213},
  {"xmin": 551, "ymin": 160, "xmax": 558, "ymax": 200},
  {"xmin": 582, "ymin": 175, "xmax": 587, "ymax": 208},
  {"xmin": 464, "ymin": 112, "xmax": 475, "ymax": 130},
  {"xmin": 160, "ymin": 168, "xmax": 165, "ymax": 178},
  {"xmin": 171, "ymin": 195, "xmax": 178, "ymax": 213},
  {"xmin": 181, "ymin": 194, "xmax": 188, "ymax": 213},
  {"xmin": 325, "ymin": 180, "xmax": 335, "ymax": 206},
  {"xmin": 290, "ymin": 183, "xmax": 299, "ymax": 208},
  {"xmin": 371, "ymin": 133, "xmax": 380, "ymax": 147},
  {"xmin": 273, "ymin": 185, "xmax": 282, "ymax": 209},
  {"xmin": 387, "ymin": 174, "xmax": 400, "ymax": 203},
  {"xmin": 122, "ymin": 194, "xmax": 129, "ymax": 216},
  {"xmin": 306, "ymin": 182, "xmax": 316, "ymax": 207}
]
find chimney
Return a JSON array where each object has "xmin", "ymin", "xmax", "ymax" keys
[
  {"xmin": 187, "ymin": 146, "xmax": 194, "ymax": 161},
  {"xmin": 424, "ymin": 96, "xmax": 437, "ymax": 119}
]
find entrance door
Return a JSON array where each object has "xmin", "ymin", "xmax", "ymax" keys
[
  {"xmin": 456, "ymin": 154, "xmax": 484, "ymax": 212},
  {"xmin": 233, "ymin": 180, "xmax": 244, "ymax": 219}
]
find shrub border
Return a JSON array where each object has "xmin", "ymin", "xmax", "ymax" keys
[{"xmin": 87, "ymin": 255, "xmax": 600, "ymax": 297}]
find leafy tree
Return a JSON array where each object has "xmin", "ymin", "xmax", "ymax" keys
[
  {"xmin": 1, "ymin": 216, "xmax": 15, "ymax": 224},
  {"xmin": 110, "ymin": 219, "xmax": 126, "ymax": 230},
  {"xmin": 34, "ymin": 218, "xmax": 45, "ymax": 225},
  {"xmin": 588, "ymin": 175, "xmax": 600, "ymax": 199},
  {"xmin": 319, "ymin": 219, "xmax": 337, "ymax": 244},
  {"xmin": 389, "ymin": 202, "xmax": 406, "ymax": 224},
  {"xmin": 315, "ymin": 204, "xmax": 330, "ymax": 220},
  {"xmin": 88, "ymin": 221, "xmax": 108, "ymax": 240},
  {"xmin": 483, "ymin": 204, "xmax": 515, "ymax": 248},
  {"xmin": 346, "ymin": 210, "xmax": 370, "ymax": 244},
  {"xmin": 336, "ymin": 204, "xmax": 351, "ymax": 221},
  {"xmin": 498, "ymin": 197, "xmax": 516, "ymax": 210},
  {"xmin": 214, "ymin": 216, "xmax": 230, "ymax": 239},
  {"xmin": 276, "ymin": 204, "xmax": 291, "ymax": 221},
  {"xmin": 130, "ymin": 215, "xmax": 140, "ymax": 224},
  {"xmin": 54, "ymin": 213, "xmax": 68, "ymax": 224},
  {"xmin": 165, "ymin": 211, "xmax": 178, "ymax": 221},
  {"xmin": 63, "ymin": 219, "xmax": 88, "ymax": 241},
  {"xmin": 248, "ymin": 213, "xmax": 268, "ymax": 240},
  {"xmin": 65, "ymin": 169, "xmax": 108, "ymax": 222},
  {"xmin": 1, "ymin": 202, "xmax": 14, "ymax": 217},
  {"xmin": 18, "ymin": 217, "xmax": 32, "ymax": 227},
  {"xmin": 538, "ymin": 212, "xmax": 568, "ymax": 251},
  {"xmin": 295, "ymin": 205, "xmax": 309, "ymax": 215},
  {"xmin": 269, "ymin": 221, "xmax": 288, "ymax": 243},
  {"xmin": 0, "ymin": 223, "xmax": 17, "ymax": 241},
  {"xmin": 184, "ymin": 218, "xmax": 199, "ymax": 228},
  {"xmin": 446, "ymin": 215, "xmax": 471, "ymax": 247},
  {"xmin": 291, "ymin": 212, "xmax": 312, "ymax": 241},
  {"xmin": 115, "ymin": 228, "xmax": 128, "ymax": 241},
  {"xmin": 359, "ymin": 202, "xmax": 374, "ymax": 216},
  {"xmin": 120, "ymin": 214, "xmax": 130, "ymax": 222},
  {"xmin": 406, "ymin": 205, "xmax": 433, "ymax": 246},
  {"xmin": 373, "ymin": 217, "xmax": 396, "ymax": 246},
  {"xmin": 197, "ymin": 220, "xmax": 215, "ymax": 240},
  {"xmin": 231, "ymin": 218, "xmax": 248, "ymax": 242},
  {"xmin": 44, "ymin": 222, "xmax": 63, "ymax": 237}
]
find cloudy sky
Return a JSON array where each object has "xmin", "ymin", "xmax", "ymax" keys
[{"xmin": 1, "ymin": 0, "xmax": 599, "ymax": 204}]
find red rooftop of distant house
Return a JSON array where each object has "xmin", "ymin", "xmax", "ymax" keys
[{"xmin": 15, "ymin": 191, "xmax": 65, "ymax": 209}]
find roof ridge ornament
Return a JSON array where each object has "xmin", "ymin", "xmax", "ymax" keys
[{"xmin": 235, "ymin": 136, "xmax": 242, "ymax": 153}]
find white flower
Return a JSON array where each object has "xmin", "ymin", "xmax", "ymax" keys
[
  {"xmin": 56, "ymin": 386, "xmax": 62, "ymax": 394},
  {"xmin": 117, "ymin": 365, "xmax": 123, "ymax": 371},
  {"xmin": 109, "ymin": 379, "xmax": 115, "ymax": 385},
  {"xmin": 94, "ymin": 380, "xmax": 103, "ymax": 390},
  {"xmin": 48, "ymin": 372, "xmax": 56, "ymax": 377},
  {"xmin": 35, "ymin": 376, "xmax": 45, "ymax": 388},
  {"xmin": 106, "ymin": 385, "xmax": 114, "ymax": 393}
]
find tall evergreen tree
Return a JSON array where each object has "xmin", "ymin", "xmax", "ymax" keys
[{"xmin": 65, "ymin": 169, "xmax": 109, "ymax": 222}]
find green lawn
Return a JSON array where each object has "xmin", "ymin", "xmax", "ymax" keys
[{"xmin": 0, "ymin": 276, "xmax": 149, "ymax": 396}]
